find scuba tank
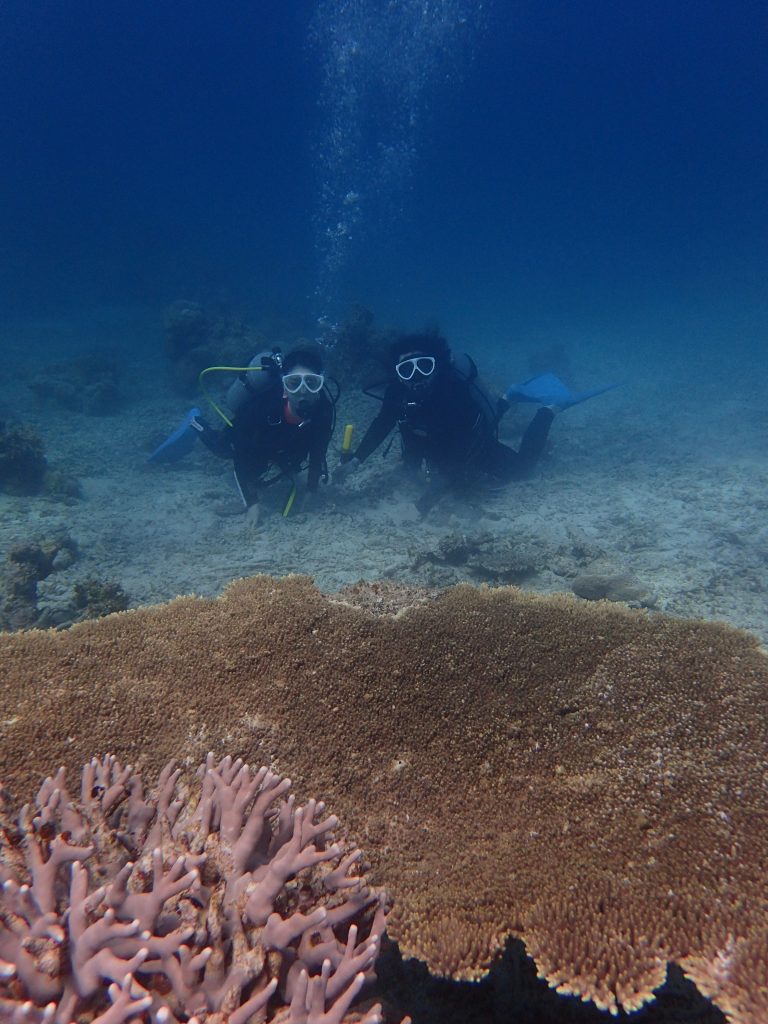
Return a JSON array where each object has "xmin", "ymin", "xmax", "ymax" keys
[
  {"xmin": 225, "ymin": 349, "xmax": 283, "ymax": 417},
  {"xmin": 451, "ymin": 352, "xmax": 504, "ymax": 436}
]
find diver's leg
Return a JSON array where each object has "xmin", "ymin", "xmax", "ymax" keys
[
  {"xmin": 400, "ymin": 429, "xmax": 427, "ymax": 476},
  {"xmin": 516, "ymin": 407, "xmax": 555, "ymax": 470},
  {"xmin": 233, "ymin": 452, "xmax": 269, "ymax": 508},
  {"xmin": 193, "ymin": 418, "xmax": 234, "ymax": 459},
  {"xmin": 488, "ymin": 408, "xmax": 555, "ymax": 482}
]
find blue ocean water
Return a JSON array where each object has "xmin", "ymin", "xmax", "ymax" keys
[{"xmin": 2, "ymin": 0, "xmax": 766, "ymax": 368}]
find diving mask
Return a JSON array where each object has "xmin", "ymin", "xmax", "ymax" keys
[
  {"xmin": 282, "ymin": 372, "xmax": 325, "ymax": 394},
  {"xmin": 395, "ymin": 356, "xmax": 436, "ymax": 381}
]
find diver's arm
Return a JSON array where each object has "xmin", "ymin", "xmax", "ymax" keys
[
  {"xmin": 232, "ymin": 443, "xmax": 273, "ymax": 507},
  {"xmin": 352, "ymin": 392, "xmax": 399, "ymax": 463},
  {"xmin": 233, "ymin": 460, "xmax": 260, "ymax": 508},
  {"xmin": 306, "ymin": 410, "xmax": 333, "ymax": 491}
]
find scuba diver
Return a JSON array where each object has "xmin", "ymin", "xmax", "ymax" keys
[
  {"xmin": 334, "ymin": 330, "xmax": 618, "ymax": 514},
  {"xmin": 150, "ymin": 345, "xmax": 336, "ymax": 526}
]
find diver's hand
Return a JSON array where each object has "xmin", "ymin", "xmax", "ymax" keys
[
  {"xmin": 415, "ymin": 479, "xmax": 447, "ymax": 517},
  {"xmin": 244, "ymin": 503, "xmax": 262, "ymax": 529},
  {"xmin": 415, "ymin": 490, "xmax": 438, "ymax": 517},
  {"xmin": 333, "ymin": 457, "xmax": 360, "ymax": 483},
  {"xmin": 295, "ymin": 485, "xmax": 316, "ymax": 512}
]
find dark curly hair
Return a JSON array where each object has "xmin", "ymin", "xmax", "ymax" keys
[
  {"xmin": 282, "ymin": 344, "xmax": 325, "ymax": 375},
  {"xmin": 388, "ymin": 329, "xmax": 451, "ymax": 367}
]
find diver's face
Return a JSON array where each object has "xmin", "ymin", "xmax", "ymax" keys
[
  {"xmin": 395, "ymin": 352, "xmax": 437, "ymax": 393},
  {"xmin": 283, "ymin": 364, "xmax": 324, "ymax": 417}
]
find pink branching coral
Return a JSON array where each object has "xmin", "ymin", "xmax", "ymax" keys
[{"xmin": 0, "ymin": 754, "xmax": 387, "ymax": 1023}]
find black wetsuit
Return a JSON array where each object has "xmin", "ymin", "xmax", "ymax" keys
[
  {"xmin": 198, "ymin": 387, "xmax": 333, "ymax": 507},
  {"xmin": 354, "ymin": 358, "xmax": 554, "ymax": 487}
]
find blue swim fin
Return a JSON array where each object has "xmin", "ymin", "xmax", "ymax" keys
[
  {"xmin": 148, "ymin": 407, "xmax": 202, "ymax": 463},
  {"xmin": 504, "ymin": 374, "xmax": 621, "ymax": 410}
]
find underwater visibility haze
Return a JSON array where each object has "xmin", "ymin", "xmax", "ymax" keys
[{"xmin": 1, "ymin": 1, "xmax": 768, "ymax": 1020}]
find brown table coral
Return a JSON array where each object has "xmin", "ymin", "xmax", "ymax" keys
[{"xmin": 1, "ymin": 577, "xmax": 767, "ymax": 1022}]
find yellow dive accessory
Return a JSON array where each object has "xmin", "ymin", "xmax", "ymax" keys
[
  {"xmin": 342, "ymin": 423, "xmax": 354, "ymax": 452},
  {"xmin": 198, "ymin": 365, "xmax": 271, "ymax": 427},
  {"xmin": 282, "ymin": 482, "xmax": 298, "ymax": 517}
]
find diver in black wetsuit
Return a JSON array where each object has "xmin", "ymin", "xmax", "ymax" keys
[
  {"xmin": 194, "ymin": 346, "xmax": 335, "ymax": 525},
  {"xmin": 334, "ymin": 331, "xmax": 554, "ymax": 512}
]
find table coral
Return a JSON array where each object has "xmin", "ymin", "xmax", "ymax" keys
[{"xmin": 1, "ymin": 576, "xmax": 767, "ymax": 1021}]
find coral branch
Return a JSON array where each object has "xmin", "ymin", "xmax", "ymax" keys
[{"xmin": 0, "ymin": 755, "xmax": 386, "ymax": 1023}]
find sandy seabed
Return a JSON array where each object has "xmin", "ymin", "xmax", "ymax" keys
[{"xmin": 1, "ymin": 322, "xmax": 766, "ymax": 648}]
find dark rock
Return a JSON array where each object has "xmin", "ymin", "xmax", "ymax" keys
[
  {"xmin": 162, "ymin": 300, "xmax": 263, "ymax": 395},
  {"xmin": 28, "ymin": 354, "xmax": 124, "ymax": 415},
  {"xmin": 324, "ymin": 306, "xmax": 398, "ymax": 386},
  {"xmin": 72, "ymin": 579, "xmax": 130, "ymax": 620},
  {"xmin": 43, "ymin": 467, "xmax": 83, "ymax": 502},
  {"xmin": 413, "ymin": 532, "xmax": 538, "ymax": 584},
  {"xmin": 0, "ymin": 421, "xmax": 47, "ymax": 494},
  {"xmin": 572, "ymin": 572, "xmax": 655, "ymax": 607},
  {"xmin": 0, "ymin": 536, "xmax": 78, "ymax": 631}
]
